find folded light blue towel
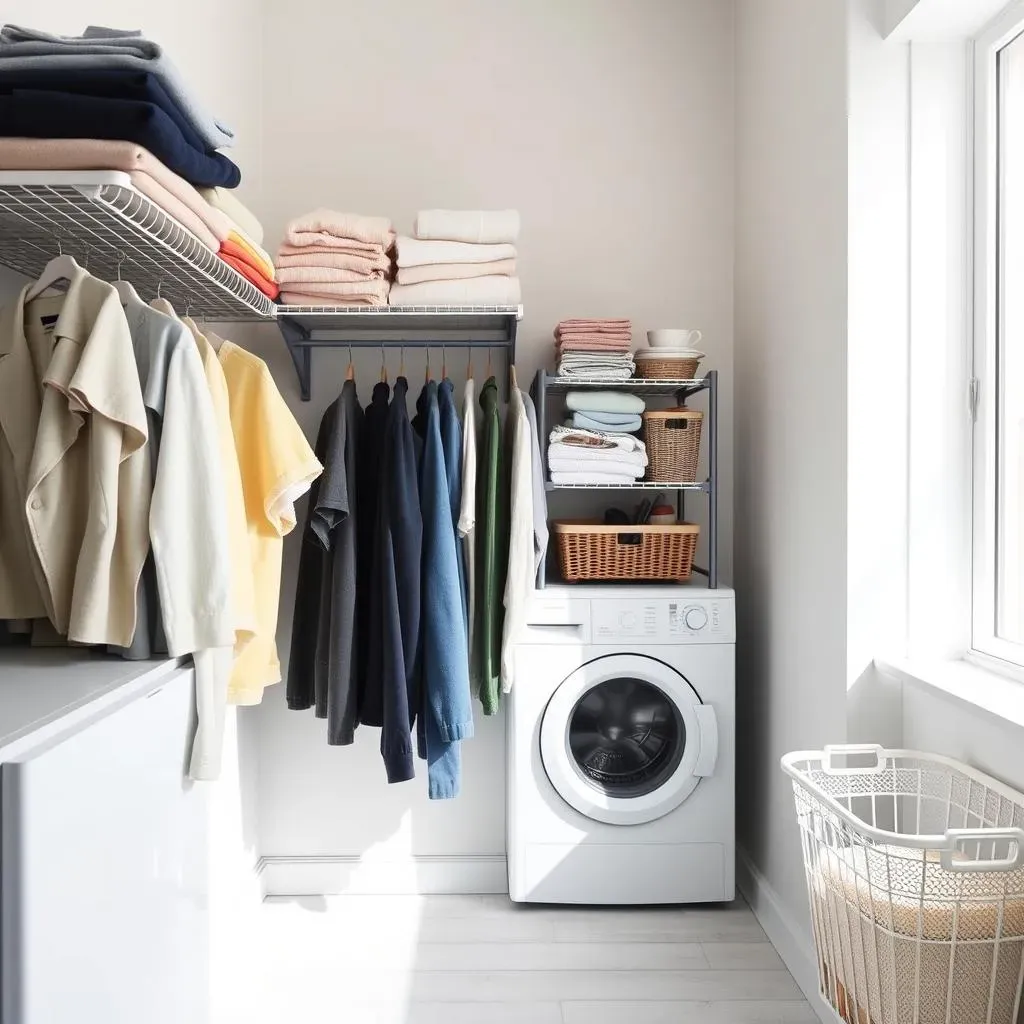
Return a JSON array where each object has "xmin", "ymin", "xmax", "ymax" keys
[
  {"xmin": 565, "ymin": 390, "xmax": 645, "ymax": 414},
  {"xmin": 572, "ymin": 411, "xmax": 642, "ymax": 433}
]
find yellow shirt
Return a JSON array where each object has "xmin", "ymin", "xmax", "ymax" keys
[{"xmin": 215, "ymin": 338, "xmax": 321, "ymax": 705}]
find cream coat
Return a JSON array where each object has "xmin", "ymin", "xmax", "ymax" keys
[{"xmin": 0, "ymin": 274, "xmax": 150, "ymax": 646}]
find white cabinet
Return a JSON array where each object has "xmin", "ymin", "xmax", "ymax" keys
[{"xmin": 0, "ymin": 655, "xmax": 209, "ymax": 1024}]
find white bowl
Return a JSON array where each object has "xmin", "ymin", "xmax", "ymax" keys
[{"xmin": 647, "ymin": 329, "xmax": 703, "ymax": 349}]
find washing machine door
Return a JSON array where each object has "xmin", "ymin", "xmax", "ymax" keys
[{"xmin": 539, "ymin": 653, "xmax": 718, "ymax": 825}]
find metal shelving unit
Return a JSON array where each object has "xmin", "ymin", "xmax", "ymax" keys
[
  {"xmin": 277, "ymin": 305, "xmax": 521, "ymax": 401},
  {"xmin": 0, "ymin": 172, "xmax": 274, "ymax": 319},
  {"xmin": 533, "ymin": 368, "xmax": 719, "ymax": 589}
]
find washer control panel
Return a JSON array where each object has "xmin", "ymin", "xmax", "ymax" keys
[{"xmin": 591, "ymin": 597, "xmax": 735, "ymax": 644}]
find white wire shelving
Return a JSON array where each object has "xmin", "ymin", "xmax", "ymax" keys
[{"xmin": 0, "ymin": 172, "xmax": 274, "ymax": 319}]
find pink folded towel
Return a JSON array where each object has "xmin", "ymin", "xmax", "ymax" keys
[
  {"xmin": 0, "ymin": 136, "xmax": 230, "ymax": 248},
  {"xmin": 280, "ymin": 290, "xmax": 388, "ymax": 307},
  {"xmin": 558, "ymin": 319, "xmax": 632, "ymax": 331},
  {"xmin": 556, "ymin": 339, "xmax": 633, "ymax": 353},
  {"xmin": 276, "ymin": 265, "xmax": 386, "ymax": 285},
  {"xmin": 284, "ymin": 208, "xmax": 394, "ymax": 247},
  {"xmin": 395, "ymin": 258, "xmax": 516, "ymax": 286},
  {"xmin": 278, "ymin": 239, "xmax": 390, "ymax": 258},
  {"xmin": 556, "ymin": 333, "xmax": 632, "ymax": 343},
  {"xmin": 275, "ymin": 249, "xmax": 391, "ymax": 274}
]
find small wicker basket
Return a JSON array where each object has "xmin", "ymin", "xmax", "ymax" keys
[
  {"xmin": 553, "ymin": 520, "xmax": 700, "ymax": 582},
  {"xmin": 643, "ymin": 408, "xmax": 703, "ymax": 482},
  {"xmin": 634, "ymin": 356, "xmax": 702, "ymax": 380}
]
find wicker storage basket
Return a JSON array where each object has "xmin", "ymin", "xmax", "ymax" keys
[
  {"xmin": 553, "ymin": 520, "xmax": 699, "ymax": 582},
  {"xmin": 634, "ymin": 356, "xmax": 702, "ymax": 380},
  {"xmin": 643, "ymin": 408, "xmax": 703, "ymax": 482}
]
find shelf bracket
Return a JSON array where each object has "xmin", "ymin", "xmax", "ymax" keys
[{"xmin": 278, "ymin": 317, "xmax": 312, "ymax": 401}]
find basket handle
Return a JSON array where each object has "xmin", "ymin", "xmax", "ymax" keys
[
  {"xmin": 820, "ymin": 744, "xmax": 886, "ymax": 775},
  {"xmin": 941, "ymin": 828, "xmax": 1024, "ymax": 872}
]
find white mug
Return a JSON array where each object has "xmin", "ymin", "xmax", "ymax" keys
[{"xmin": 647, "ymin": 328, "xmax": 703, "ymax": 349}]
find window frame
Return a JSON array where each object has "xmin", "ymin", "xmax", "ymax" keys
[{"xmin": 972, "ymin": 0, "xmax": 1024, "ymax": 670}]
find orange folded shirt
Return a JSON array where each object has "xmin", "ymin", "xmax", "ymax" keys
[
  {"xmin": 222, "ymin": 233, "xmax": 275, "ymax": 281},
  {"xmin": 219, "ymin": 251, "xmax": 280, "ymax": 300}
]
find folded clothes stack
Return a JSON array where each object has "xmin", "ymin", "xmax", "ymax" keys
[
  {"xmin": 391, "ymin": 209, "xmax": 521, "ymax": 306},
  {"xmin": 276, "ymin": 209, "xmax": 395, "ymax": 306},
  {"xmin": 547, "ymin": 424, "xmax": 648, "ymax": 486},
  {"xmin": 564, "ymin": 389, "xmax": 646, "ymax": 435},
  {"xmin": 555, "ymin": 319, "xmax": 635, "ymax": 380},
  {"xmin": 0, "ymin": 24, "xmax": 277, "ymax": 299}
]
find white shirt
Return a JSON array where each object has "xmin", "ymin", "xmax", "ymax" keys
[{"xmin": 501, "ymin": 384, "xmax": 534, "ymax": 692}]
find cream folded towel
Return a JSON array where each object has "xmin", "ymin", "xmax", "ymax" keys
[
  {"xmin": 550, "ymin": 471, "xmax": 643, "ymax": 486},
  {"xmin": 549, "ymin": 444, "xmax": 646, "ymax": 467},
  {"xmin": 549, "ymin": 425, "xmax": 647, "ymax": 456},
  {"xmin": 389, "ymin": 276, "xmax": 521, "ymax": 307},
  {"xmin": 396, "ymin": 258, "xmax": 516, "ymax": 286},
  {"xmin": 414, "ymin": 209, "xmax": 520, "ymax": 244},
  {"xmin": 548, "ymin": 457, "xmax": 645, "ymax": 478},
  {"xmin": 285, "ymin": 208, "xmax": 394, "ymax": 247},
  {"xmin": 571, "ymin": 412, "xmax": 643, "ymax": 433},
  {"xmin": 277, "ymin": 265, "xmax": 386, "ymax": 285},
  {"xmin": 564, "ymin": 391, "xmax": 646, "ymax": 414},
  {"xmin": 199, "ymin": 186, "xmax": 264, "ymax": 244},
  {"xmin": 396, "ymin": 236, "xmax": 517, "ymax": 269}
]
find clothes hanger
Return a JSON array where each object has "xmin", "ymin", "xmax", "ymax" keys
[
  {"xmin": 25, "ymin": 237, "xmax": 83, "ymax": 302},
  {"xmin": 467, "ymin": 344, "xmax": 473, "ymax": 380},
  {"xmin": 486, "ymin": 345, "xmax": 493, "ymax": 379},
  {"xmin": 110, "ymin": 252, "xmax": 142, "ymax": 305},
  {"xmin": 399, "ymin": 342, "xmax": 405, "ymax": 378},
  {"xmin": 441, "ymin": 344, "xmax": 447, "ymax": 381},
  {"xmin": 380, "ymin": 344, "xmax": 388, "ymax": 384},
  {"xmin": 424, "ymin": 346, "xmax": 431, "ymax": 385},
  {"xmin": 346, "ymin": 344, "xmax": 355, "ymax": 382}
]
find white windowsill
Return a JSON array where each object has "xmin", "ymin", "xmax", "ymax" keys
[{"xmin": 876, "ymin": 655, "xmax": 1024, "ymax": 731}]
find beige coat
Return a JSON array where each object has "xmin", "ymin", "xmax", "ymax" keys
[{"xmin": 0, "ymin": 273, "xmax": 150, "ymax": 646}]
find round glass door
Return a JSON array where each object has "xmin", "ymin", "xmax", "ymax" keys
[
  {"xmin": 568, "ymin": 678, "xmax": 686, "ymax": 798},
  {"xmin": 540, "ymin": 654, "xmax": 710, "ymax": 825}
]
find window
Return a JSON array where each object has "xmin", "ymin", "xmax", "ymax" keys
[{"xmin": 975, "ymin": 5, "xmax": 1024, "ymax": 669}]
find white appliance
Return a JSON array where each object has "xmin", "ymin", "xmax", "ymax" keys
[{"xmin": 508, "ymin": 585, "xmax": 735, "ymax": 905}]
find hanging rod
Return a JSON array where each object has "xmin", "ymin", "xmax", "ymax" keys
[{"xmin": 278, "ymin": 307, "xmax": 521, "ymax": 401}]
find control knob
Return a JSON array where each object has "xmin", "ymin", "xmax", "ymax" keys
[{"xmin": 684, "ymin": 606, "xmax": 708, "ymax": 631}]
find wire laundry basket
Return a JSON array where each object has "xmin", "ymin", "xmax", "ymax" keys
[{"xmin": 783, "ymin": 746, "xmax": 1024, "ymax": 1024}]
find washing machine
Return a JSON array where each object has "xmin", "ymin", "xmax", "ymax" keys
[{"xmin": 507, "ymin": 584, "xmax": 735, "ymax": 905}]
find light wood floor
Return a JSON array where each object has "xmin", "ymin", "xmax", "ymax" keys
[{"xmin": 239, "ymin": 894, "xmax": 814, "ymax": 1024}]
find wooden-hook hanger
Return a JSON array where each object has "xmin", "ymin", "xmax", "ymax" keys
[
  {"xmin": 380, "ymin": 343, "xmax": 387, "ymax": 384},
  {"xmin": 346, "ymin": 343, "xmax": 355, "ymax": 382}
]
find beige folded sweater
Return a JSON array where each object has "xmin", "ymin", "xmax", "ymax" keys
[
  {"xmin": 198, "ymin": 186, "xmax": 264, "ymax": 244},
  {"xmin": 277, "ymin": 265, "xmax": 386, "ymax": 285},
  {"xmin": 0, "ymin": 136, "xmax": 230, "ymax": 247},
  {"xmin": 275, "ymin": 249, "xmax": 391, "ymax": 274},
  {"xmin": 284, "ymin": 208, "xmax": 394, "ymax": 247},
  {"xmin": 395, "ymin": 258, "xmax": 516, "ymax": 286}
]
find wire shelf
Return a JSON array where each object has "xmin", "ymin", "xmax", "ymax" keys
[
  {"xmin": 545, "ymin": 480, "xmax": 710, "ymax": 491},
  {"xmin": 543, "ymin": 375, "xmax": 709, "ymax": 398},
  {"xmin": 0, "ymin": 172, "xmax": 273, "ymax": 320}
]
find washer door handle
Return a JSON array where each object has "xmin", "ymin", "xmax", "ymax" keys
[{"xmin": 693, "ymin": 704, "xmax": 718, "ymax": 777}]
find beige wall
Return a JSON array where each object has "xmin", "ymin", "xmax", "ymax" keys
[{"xmin": 254, "ymin": 0, "xmax": 736, "ymax": 866}]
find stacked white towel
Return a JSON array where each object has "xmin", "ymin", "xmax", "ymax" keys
[
  {"xmin": 555, "ymin": 319, "xmax": 635, "ymax": 380},
  {"xmin": 390, "ymin": 209, "xmax": 521, "ymax": 306},
  {"xmin": 548, "ymin": 424, "xmax": 648, "ymax": 486}
]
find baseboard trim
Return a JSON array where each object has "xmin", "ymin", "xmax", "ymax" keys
[
  {"xmin": 257, "ymin": 854, "xmax": 509, "ymax": 897},
  {"xmin": 736, "ymin": 846, "xmax": 838, "ymax": 1024}
]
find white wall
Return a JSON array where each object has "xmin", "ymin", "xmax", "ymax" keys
[
  {"xmin": 251, "ymin": 0, "xmax": 737, "ymax": 880},
  {"xmin": 733, "ymin": 0, "xmax": 850, "ymax": 1003}
]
